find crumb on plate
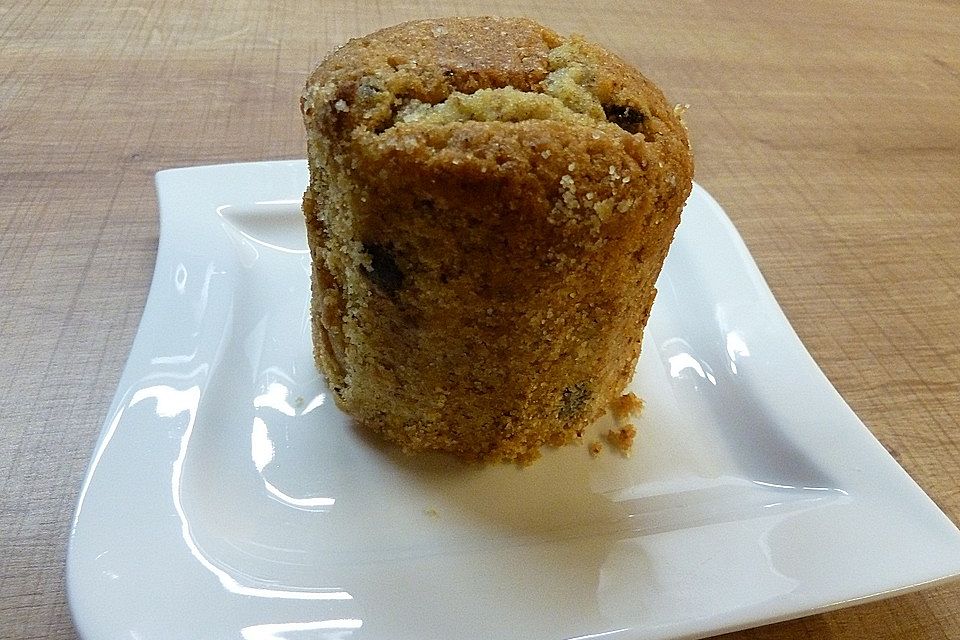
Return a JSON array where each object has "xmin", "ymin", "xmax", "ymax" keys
[
  {"xmin": 610, "ymin": 392, "xmax": 644, "ymax": 421},
  {"xmin": 605, "ymin": 424, "xmax": 637, "ymax": 456}
]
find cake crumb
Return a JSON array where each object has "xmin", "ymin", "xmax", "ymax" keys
[
  {"xmin": 588, "ymin": 440, "xmax": 603, "ymax": 458},
  {"xmin": 610, "ymin": 392, "xmax": 644, "ymax": 421},
  {"xmin": 606, "ymin": 424, "xmax": 637, "ymax": 456},
  {"xmin": 424, "ymin": 507, "xmax": 439, "ymax": 518}
]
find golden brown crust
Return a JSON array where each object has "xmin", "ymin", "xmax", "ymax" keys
[{"xmin": 301, "ymin": 17, "xmax": 692, "ymax": 463}]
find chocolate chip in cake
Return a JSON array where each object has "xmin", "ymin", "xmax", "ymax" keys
[
  {"xmin": 362, "ymin": 243, "xmax": 404, "ymax": 295},
  {"xmin": 558, "ymin": 382, "xmax": 592, "ymax": 420},
  {"xmin": 603, "ymin": 104, "xmax": 646, "ymax": 134}
]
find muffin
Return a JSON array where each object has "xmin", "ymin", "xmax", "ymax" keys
[{"xmin": 300, "ymin": 16, "xmax": 692, "ymax": 463}]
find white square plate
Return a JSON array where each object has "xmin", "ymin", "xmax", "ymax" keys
[{"xmin": 68, "ymin": 160, "xmax": 960, "ymax": 640}]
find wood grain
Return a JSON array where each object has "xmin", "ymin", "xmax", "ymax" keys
[{"xmin": 1, "ymin": 1, "xmax": 958, "ymax": 638}]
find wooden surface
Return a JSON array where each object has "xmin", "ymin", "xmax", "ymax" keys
[{"xmin": 1, "ymin": 1, "xmax": 958, "ymax": 638}]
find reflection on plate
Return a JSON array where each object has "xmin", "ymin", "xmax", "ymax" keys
[{"xmin": 68, "ymin": 161, "xmax": 960, "ymax": 640}]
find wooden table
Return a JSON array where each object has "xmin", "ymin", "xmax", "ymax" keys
[{"xmin": 2, "ymin": 1, "xmax": 958, "ymax": 638}]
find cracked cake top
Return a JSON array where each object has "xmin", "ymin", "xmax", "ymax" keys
[{"xmin": 301, "ymin": 16, "xmax": 690, "ymax": 153}]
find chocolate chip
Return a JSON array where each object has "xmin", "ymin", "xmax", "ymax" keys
[
  {"xmin": 603, "ymin": 104, "xmax": 646, "ymax": 134},
  {"xmin": 558, "ymin": 382, "xmax": 591, "ymax": 420},
  {"xmin": 414, "ymin": 197, "xmax": 436, "ymax": 212},
  {"xmin": 362, "ymin": 243, "xmax": 403, "ymax": 295}
]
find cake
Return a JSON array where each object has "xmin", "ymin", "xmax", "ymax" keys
[{"xmin": 300, "ymin": 16, "xmax": 693, "ymax": 463}]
